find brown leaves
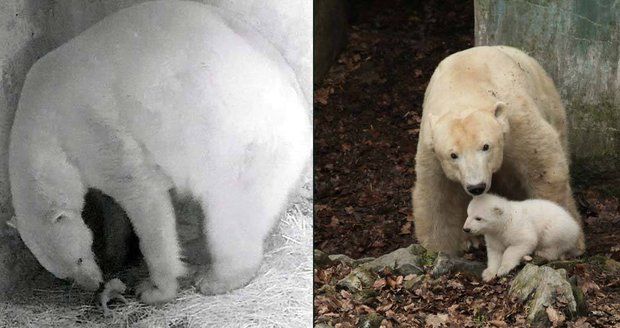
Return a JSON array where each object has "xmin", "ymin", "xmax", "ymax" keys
[
  {"xmin": 424, "ymin": 313, "xmax": 448, "ymax": 327},
  {"xmin": 546, "ymin": 306, "xmax": 566, "ymax": 326}
]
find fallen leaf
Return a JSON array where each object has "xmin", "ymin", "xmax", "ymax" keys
[{"xmin": 425, "ymin": 313, "xmax": 448, "ymax": 327}]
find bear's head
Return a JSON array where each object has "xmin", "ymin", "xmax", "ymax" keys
[
  {"xmin": 10, "ymin": 209, "xmax": 103, "ymax": 291},
  {"xmin": 463, "ymin": 193, "xmax": 506, "ymax": 235},
  {"xmin": 424, "ymin": 102, "xmax": 509, "ymax": 197}
]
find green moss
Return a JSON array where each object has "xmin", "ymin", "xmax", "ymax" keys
[{"xmin": 473, "ymin": 312, "xmax": 488, "ymax": 327}]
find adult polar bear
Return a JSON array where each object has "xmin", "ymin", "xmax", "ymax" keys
[
  {"xmin": 413, "ymin": 46, "xmax": 583, "ymax": 255},
  {"xmin": 9, "ymin": 1, "xmax": 310, "ymax": 304}
]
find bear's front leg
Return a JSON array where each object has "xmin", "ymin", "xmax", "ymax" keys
[
  {"xmin": 413, "ymin": 162, "xmax": 471, "ymax": 255},
  {"xmin": 103, "ymin": 183, "xmax": 185, "ymax": 304},
  {"xmin": 496, "ymin": 244, "xmax": 535, "ymax": 277},
  {"xmin": 84, "ymin": 132, "xmax": 184, "ymax": 304}
]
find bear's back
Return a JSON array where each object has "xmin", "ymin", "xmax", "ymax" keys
[
  {"xmin": 11, "ymin": 0, "xmax": 309, "ymax": 195},
  {"xmin": 424, "ymin": 46, "xmax": 563, "ymax": 123}
]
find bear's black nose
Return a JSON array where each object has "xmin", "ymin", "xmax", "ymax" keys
[
  {"xmin": 463, "ymin": 228, "xmax": 471, "ymax": 233},
  {"xmin": 467, "ymin": 183, "xmax": 486, "ymax": 195}
]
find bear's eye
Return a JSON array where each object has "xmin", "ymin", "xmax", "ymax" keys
[
  {"xmin": 77, "ymin": 258, "xmax": 83, "ymax": 265},
  {"xmin": 450, "ymin": 153, "xmax": 458, "ymax": 159},
  {"xmin": 482, "ymin": 144, "xmax": 490, "ymax": 151},
  {"xmin": 475, "ymin": 217, "xmax": 482, "ymax": 221}
]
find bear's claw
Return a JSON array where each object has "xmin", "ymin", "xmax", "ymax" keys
[{"xmin": 100, "ymin": 278, "xmax": 128, "ymax": 317}]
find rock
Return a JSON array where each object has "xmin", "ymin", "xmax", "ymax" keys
[
  {"xmin": 603, "ymin": 258, "xmax": 620, "ymax": 273},
  {"xmin": 351, "ymin": 288, "xmax": 378, "ymax": 304},
  {"xmin": 546, "ymin": 259, "xmax": 583, "ymax": 271},
  {"xmin": 403, "ymin": 274, "xmax": 424, "ymax": 290},
  {"xmin": 358, "ymin": 313, "xmax": 384, "ymax": 328},
  {"xmin": 336, "ymin": 267, "xmax": 378, "ymax": 292},
  {"xmin": 509, "ymin": 264, "xmax": 584, "ymax": 326},
  {"xmin": 328, "ymin": 254, "xmax": 375, "ymax": 268},
  {"xmin": 430, "ymin": 253, "xmax": 485, "ymax": 278},
  {"xmin": 314, "ymin": 324, "xmax": 333, "ymax": 328},
  {"xmin": 568, "ymin": 276, "xmax": 587, "ymax": 316},
  {"xmin": 314, "ymin": 249, "xmax": 331, "ymax": 266},
  {"xmin": 317, "ymin": 284, "xmax": 337, "ymax": 296},
  {"xmin": 359, "ymin": 244, "xmax": 427, "ymax": 275}
]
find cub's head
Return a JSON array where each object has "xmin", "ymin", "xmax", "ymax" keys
[
  {"xmin": 463, "ymin": 194, "xmax": 506, "ymax": 235},
  {"xmin": 424, "ymin": 102, "xmax": 509, "ymax": 196},
  {"xmin": 10, "ymin": 209, "xmax": 102, "ymax": 291}
]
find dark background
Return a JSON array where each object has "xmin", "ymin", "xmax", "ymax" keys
[{"xmin": 314, "ymin": 0, "xmax": 474, "ymax": 258}]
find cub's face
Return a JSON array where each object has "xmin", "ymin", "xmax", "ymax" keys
[
  {"xmin": 14, "ymin": 210, "xmax": 103, "ymax": 291},
  {"xmin": 463, "ymin": 195, "xmax": 503, "ymax": 235},
  {"xmin": 427, "ymin": 103, "xmax": 509, "ymax": 197}
]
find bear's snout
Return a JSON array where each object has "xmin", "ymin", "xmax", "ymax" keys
[
  {"xmin": 463, "ymin": 227, "xmax": 471, "ymax": 233},
  {"xmin": 466, "ymin": 183, "xmax": 486, "ymax": 196}
]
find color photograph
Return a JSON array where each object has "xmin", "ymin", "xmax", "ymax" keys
[{"xmin": 314, "ymin": 0, "xmax": 619, "ymax": 327}]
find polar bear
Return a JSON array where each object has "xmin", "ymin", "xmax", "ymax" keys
[
  {"xmin": 463, "ymin": 193, "xmax": 583, "ymax": 281},
  {"xmin": 412, "ymin": 46, "xmax": 583, "ymax": 255},
  {"xmin": 9, "ymin": 1, "xmax": 310, "ymax": 304}
]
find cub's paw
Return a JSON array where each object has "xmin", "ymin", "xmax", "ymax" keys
[
  {"xmin": 482, "ymin": 268, "xmax": 497, "ymax": 282},
  {"xmin": 193, "ymin": 264, "xmax": 259, "ymax": 295},
  {"xmin": 136, "ymin": 279, "xmax": 178, "ymax": 304}
]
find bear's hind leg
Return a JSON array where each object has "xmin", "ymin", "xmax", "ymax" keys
[{"xmin": 193, "ymin": 153, "xmax": 305, "ymax": 294}]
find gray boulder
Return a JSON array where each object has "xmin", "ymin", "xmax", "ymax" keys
[{"xmin": 509, "ymin": 264, "xmax": 586, "ymax": 327}]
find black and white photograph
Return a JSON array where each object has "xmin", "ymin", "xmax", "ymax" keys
[{"xmin": 0, "ymin": 0, "xmax": 312, "ymax": 326}]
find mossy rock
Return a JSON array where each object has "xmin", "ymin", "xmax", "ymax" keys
[
  {"xmin": 430, "ymin": 252, "xmax": 485, "ymax": 278},
  {"xmin": 336, "ymin": 267, "xmax": 378, "ymax": 292},
  {"xmin": 358, "ymin": 313, "xmax": 384, "ymax": 328},
  {"xmin": 358, "ymin": 244, "xmax": 427, "ymax": 275},
  {"xmin": 314, "ymin": 249, "xmax": 331, "ymax": 267},
  {"xmin": 328, "ymin": 254, "xmax": 375, "ymax": 268},
  {"xmin": 509, "ymin": 264, "xmax": 584, "ymax": 326}
]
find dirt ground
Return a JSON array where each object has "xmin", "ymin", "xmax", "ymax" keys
[{"xmin": 314, "ymin": 0, "xmax": 619, "ymax": 326}]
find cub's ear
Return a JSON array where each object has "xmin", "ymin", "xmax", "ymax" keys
[
  {"xmin": 493, "ymin": 102, "xmax": 509, "ymax": 134},
  {"xmin": 493, "ymin": 207, "xmax": 504, "ymax": 217},
  {"xmin": 421, "ymin": 113, "xmax": 438, "ymax": 150}
]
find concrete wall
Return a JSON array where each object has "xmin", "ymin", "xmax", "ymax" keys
[
  {"xmin": 0, "ymin": 0, "xmax": 310, "ymax": 294},
  {"xmin": 475, "ymin": 0, "xmax": 620, "ymax": 192}
]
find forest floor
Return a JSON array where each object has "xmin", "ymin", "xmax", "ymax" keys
[{"xmin": 313, "ymin": 0, "xmax": 619, "ymax": 326}]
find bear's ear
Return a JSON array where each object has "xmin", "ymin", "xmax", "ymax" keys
[
  {"xmin": 422, "ymin": 113, "xmax": 438, "ymax": 150},
  {"xmin": 493, "ymin": 102, "xmax": 509, "ymax": 134},
  {"xmin": 47, "ymin": 210, "xmax": 70, "ymax": 224}
]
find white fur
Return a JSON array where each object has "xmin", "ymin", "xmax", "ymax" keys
[
  {"xmin": 463, "ymin": 194, "xmax": 583, "ymax": 282},
  {"xmin": 9, "ymin": 1, "xmax": 310, "ymax": 304}
]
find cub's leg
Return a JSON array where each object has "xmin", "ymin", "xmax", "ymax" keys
[
  {"xmin": 77, "ymin": 124, "xmax": 184, "ymax": 304},
  {"xmin": 497, "ymin": 244, "xmax": 536, "ymax": 277},
  {"xmin": 482, "ymin": 237, "xmax": 504, "ymax": 282}
]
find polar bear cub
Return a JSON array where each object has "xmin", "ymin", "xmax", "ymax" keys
[
  {"xmin": 463, "ymin": 194, "xmax": 583, "ymax": 282},
  {"xmin": 9, "ymin": 1, "xmax": 310, "ymax": 304}
]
